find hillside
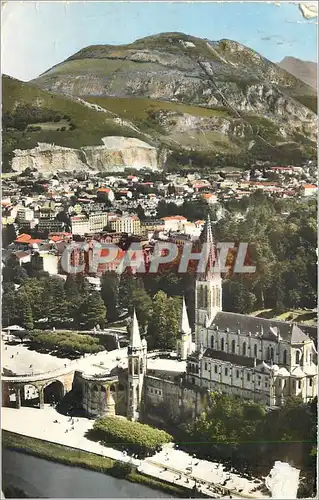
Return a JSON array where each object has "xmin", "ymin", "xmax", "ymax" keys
[
  {"xmin": 278, "ymin": 56, "xmax": 317, "ymax": 91},
  {"xmin": 3, "ymin": 33, "xmax": 318, "ymax": 171},
  {"xmin": 2, "ymin": 75, "xmax": 153, "ymax": 172}
]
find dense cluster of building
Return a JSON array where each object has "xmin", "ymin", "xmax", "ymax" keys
[{"xmin": 2, "ymin": 161, "xmax": 317, "ymax": 279}]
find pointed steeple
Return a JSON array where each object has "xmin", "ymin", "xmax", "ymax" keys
[
  {"xmin": 181, "ymin": 297, "xmax": 191, "ymax": 335},
  {"xmin": 129, "ymin": 309, "xmax": 142, "ymax": 349},
  {"xmin": 198, "ymin": 214, "xmax": 218, "ymax": 280}
]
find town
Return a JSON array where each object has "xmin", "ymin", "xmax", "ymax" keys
[{"xmin": 2, "ymin": 1, "xmax": 318, "ymax": 499}]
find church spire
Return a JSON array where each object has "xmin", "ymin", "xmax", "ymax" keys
[
  {"xmin": 129, "ymin": 309, "xmax": 142, "ymax": 349},
  {"xmin": 206, "ymin": 214, "xmax": 216, "ymax": 275},
  {"xmin": 181, "ymin": 297, "xmax": 191, "ymax": 335},
  {"xmin": 195, "ymin": 215, "xmax": 223, "ymax": 328},
  {"xmin": 197, "ymin": 214, "xmax": 218, "ymax": 280}
]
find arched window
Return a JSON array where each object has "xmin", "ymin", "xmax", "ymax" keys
[
  {"xmin": 231, "ymin": 340, "xmax": 236, "ymax": 354},
  {"xmin": 211, "ymin": 336, "xmax": 214, "ymax": 349},
  {"xmin": 283, "ymin": 350, "xmax": 287, "ymax": 365},
  {"xmin": 242, "ymin": 342, "xmax": 247, "ymax": 356},
  {"xmin": 267, "ymin": 347, "xmax": 271, "ymax": 360},
  {"xmin": 270, "ymin": 347, "xmax": 274, "ymax": 361},
  {"xmin": 221, "ymin": 338, "xmax": 225, "ymax": 351},
  {"xmin": 254, "ymin": 344, "xmax": 258, "ymax": 358},
  {"xmin": 295, "ymin": 351, "xmax": 300, "ymax": 364}
]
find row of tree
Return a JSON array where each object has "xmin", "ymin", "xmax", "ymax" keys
[
  {"xmin": 3, "ymin": 105, "xmax": 71, "ymax": 131},
  {"xmin": 2, "ymin": 266, "xmax": 184, "ymax": 350},
  {"xmin": 2, "ymin": 273, "xmax": 106, "ymax": 331}
]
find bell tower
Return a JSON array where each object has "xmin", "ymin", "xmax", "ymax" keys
[
  {"xmin": 127, "ymin": 310, "xmax": 147, "ymax": 421},
  {"xmin": 195, "ymin": 215, "xmax": 222, "ymax": 330}
]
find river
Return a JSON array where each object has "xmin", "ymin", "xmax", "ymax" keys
[{"xmin": 2, "ymin": 450, "xmax": 173, "ymax": 498}]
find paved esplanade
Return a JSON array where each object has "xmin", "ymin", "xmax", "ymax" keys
[{"xmin": 2, "ymin": 343, "xmax": 268, "ymax": 498}]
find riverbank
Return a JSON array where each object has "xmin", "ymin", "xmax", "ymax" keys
[
  {"xmin": 2, "ymin": 406, "xmax": 267, "ymax": 498},
  {"xmin": 2, "ymin": 431, "xmax": 191, "ymax": 498}
]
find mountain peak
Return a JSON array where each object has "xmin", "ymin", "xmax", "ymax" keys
[{"xmin": 278, "ymin": 56, "xmax": 317, "ymax": 90}]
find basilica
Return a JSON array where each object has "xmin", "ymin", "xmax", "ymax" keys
[
  {"xmin": 73, "ymin": 217, "xmax": 317, "ymax": 422},
  {"xmin": 125, "ymin": 216, "xmax": 317, "ymax": 422}
]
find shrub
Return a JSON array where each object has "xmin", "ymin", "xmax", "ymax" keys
[
  {"xmin": 110, "ymin": 460, "xmax": 134, "ymax": 478},
  {"xmin": 28, "ymin": 331, "xmax": 104, "ymax": 355},
  {"xmin": 91, "ymin": 417, "xmax": 172, "ymax": 458}
]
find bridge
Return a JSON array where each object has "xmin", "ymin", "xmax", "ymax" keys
[{"xmin": 2, "ymin": 365, "xmax": 76, "ymax": 410}]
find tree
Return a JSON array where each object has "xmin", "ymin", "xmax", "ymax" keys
[
  {"xmin": 2, "ymin": 224, "xmax": 17, "ymax": 248},
  {"xmin": 2, "ymin": 285, "xmax": 18, "ymax": 327},
  {"xmin": 119, "ymin": 273, "xmax": 137, "ymax": 310},
  {"xmin": 130, "ymin": 288, "xmax": 152, "ymax": 331},
  {"xmin": 80, "ymin": 292, "xmax": 107, "ymax": 329},
  {"xmin": 64, "ymin": 275, "xmax": 90, "ymax": 321},
  {"xmin": 101, "ymin": 272, "xmax": 119, "ymax": 322},
  {"xmin": 147, "ymin": 291, "xmax": 181, "ymax": 350},
  {"xmin": 136, "ymin": 204, "xmax": 146, "ymax": 221},
  {"xmin": 40, "ymin": 276, "xmax": 69, "ymax": 326},
  {"xmin": 3, "ymin": 258, "xmax": 28, "ymax": 284},
  {"xmin": 16, "ymin": 291, "xmax": 34, "ymax": 330},
  {"xmin": 223, "ymin": 278, "xmax": 256, "ymax": 314}
]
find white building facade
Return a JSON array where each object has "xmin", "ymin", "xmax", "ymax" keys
[{"xmin": 184, "ymin": 217, "xmax": 317, "ymax": 406}]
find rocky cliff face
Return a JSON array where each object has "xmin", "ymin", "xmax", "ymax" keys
[
  {"xmin": 82, "ymin": 137, "xmax": 158, "ymax": 171},
  {"xmin": 12, "ymin": 137, "xmax": 159, "ymax": 174},
  {"xmin": 12, "ymin": 144, "xmax": 87, "ymax": 174}
]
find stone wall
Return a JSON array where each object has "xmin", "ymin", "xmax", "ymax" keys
[{"xmin": 143, "ymin": 375, "xmax": 208, "ymax": 423}]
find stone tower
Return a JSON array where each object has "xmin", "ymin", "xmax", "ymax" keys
[
  {"xmin": 127, "ymin": 310, "xmax": 147, "ymax": 421},
  {"xmin": 195, "ymin": 215, "xmax": 222, "ymax": 333},
  {"xmin": 177, "ymin": 297, "xmax": 193, "ymax": 361}
]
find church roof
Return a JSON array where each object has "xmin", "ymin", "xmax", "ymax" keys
[
  {"xmin": 290, "ymin": 366, "xmax": 306, "ymax": 378},
  {"xmin": 210, "ymin": 311, "xmax": 315, "ymax": 344},
  {"xmin": 203, "ymin": 348, "xmax": 256, "ymax": 368},
  {"xmin": 303, "ymin": 364, "xmax": 317, "ymax": 376},
  {"xmin": 290, "ymin": 324, "xmax": 310, "ymax": 344}
]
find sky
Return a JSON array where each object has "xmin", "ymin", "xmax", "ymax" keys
[{"xmin": 1, "ymin": 1, "xmax": 318, "ymax": 82}]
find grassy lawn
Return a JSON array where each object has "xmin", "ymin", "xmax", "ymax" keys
[
  {"xmin": 29, "ymin": 119, "xmax": 71, "ymax": 131},
  {"xmin": 2, "ymin": 431, "xmax": 190, "ymax": 497},
  {"xmin": 249, "ymin": 308, "xmax": 317, "ymax": 326},
  {"xmin": 85, "ymin": 96, "xmax": 230, "ymax": 121}
]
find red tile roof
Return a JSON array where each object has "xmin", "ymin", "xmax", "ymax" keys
[
  {"xmin": 161, "ymin": 216, "xmax": 187, "ymax": 221},
  {"xmin": 15, "ymin": 233, "xmax": 32, "ymax": 242}
]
